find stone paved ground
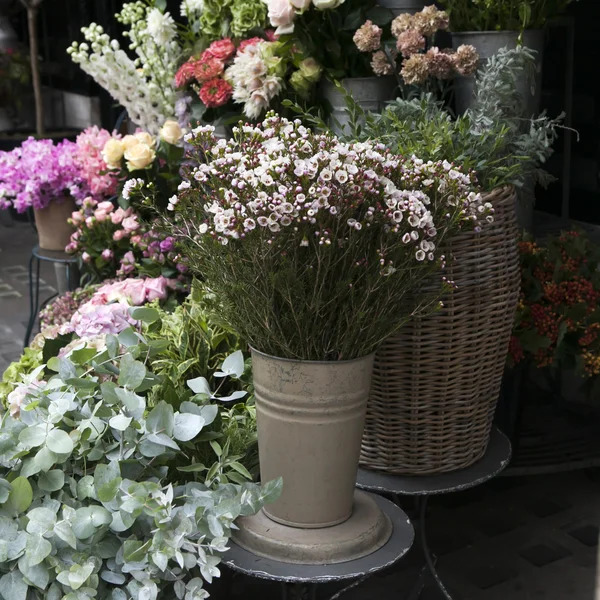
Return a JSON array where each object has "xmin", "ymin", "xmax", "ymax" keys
[{"xmin": 1, "ymin": 218, "xmax": 599, "ymax": 600}]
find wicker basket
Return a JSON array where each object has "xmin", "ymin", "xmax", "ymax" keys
[{"xmin": 361, "ymin": 186, "xmax": 520, "ymax": 475}]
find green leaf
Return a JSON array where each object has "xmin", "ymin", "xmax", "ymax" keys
[
  {"xmin": 6, "ymin": 477, "xmax": 33, "ymax": 515},
  {"xmin": 176, "ymin": 463, "xmax": 207, "ymax": 473},
  {"xmin": 53, "ymin": 520, "xmax": 77, "ymax": 549},
  {"xmin": 129, "ymin": 307, "xmax": 160, "ymax": 324},
  {"xmin": 25, "ymin": 534, "xmax": 52, "ymax": 566},
  {"xmin": 33, "ymin": 447, "xmax": 57, "ymax": 471},
  {"xmin": 71, "ymin": 347, "xmax": 101, "ymax": 365},
  {"xmin": 58, "ymin": 358, "xmax": 77, "ymax": 381},
  {"xmin": 106, "ymin": 335, "xmax": 119, "ymax": 358},
  {"xmin": 210, "ymin": 441, "xmax": 222, "ymax": 457},
  {"xmin": 18, "ymin": 555, "xmax": 49, "ymax": 590},
  {"xmin": 147, "ymin": 432, "xmax": 180, "ymax": 451},
  {"xmin": 0, "ymin": 479, "xmax": 11, "ymax": 504},
  {"xmin": 173, "ymin": 413, "xmax": 205, "ymax": 442},
  {"xmin": 261, "ymin": 477, "xmax": 283, "ymax": 505},
  {"xmin": 26, "ymin": 507, "xmax": 56, "ymax": 536},
  {"xmin": 38, "ymin": 470, "xmax": 65, "ymax": 493},
  {"xmin": 109, "ymin": 414, "xmax": 132, "ymax": 431},
  {"xmin": 72, "ymin": 506, "xmax": 112, "ymax": 539},
  {"xmin": 123, "ymin": 539, "xmax": 151, "ymax": 563},
  {"xmin": 45, "ymin": 429, "xmax": 74, "ymax": 454},
  {"xmin": 118, "ymin": 354, "xmax": 146, "ymax": 390},
  {"xmin": 365, "ymin": 5, "xmax": 393, "ymax": 25},
  {"xmin": 94, "ymin": 462, "xmax": 122, "ymax": 503},
  {"xmin": 187, "ymin": 377, "xmax": 212, "ymax": 396},
  {"xmin": 114, "ymin": 388, "xmax": 145, "ymax": 420},
  {"xmin": 228, "ymin": 461, "xmax": 252, "ymax": 481},
  {"xmin": 76, "ymin": 476, "xmax": 96, "ymax": 501},
  {"xmin": 146, "ymin": 401, "xmax": 174, "ymax": 436},
  {"xmin": 118, "ymin": 327, "xmax": 141, "ymax": 347},
  {"xmin": 100, "ymin": 382, "xmax": 120, "ymax": 405},
  {"xmin": 19, "ymin": 426, "xmax": 47, "ymax": 448},
  {"xmin": 155, "ymin": 0, "xmax": 167, "ymax": 10},
  {"xmin": 216, "ymin": 351, "xmax": 245, "ymax": 379},
  {"xmin": 0, "ymin": 570, "xmax": 28, "ymax": 600}
]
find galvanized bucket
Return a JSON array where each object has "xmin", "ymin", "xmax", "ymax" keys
[
  {"xmin": 321, "ymin": 77, "xmax": 397, "ymax": 137},
  {"xmin": 452, "ymin": 30, "xmax": 545, "ymax": 117},
  {"xmin": 378, "ymin": 0, "xmax": 426, "ymax": 15}
]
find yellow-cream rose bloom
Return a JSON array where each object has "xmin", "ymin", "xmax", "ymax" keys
[
  {"xmin": 160, "ymin": 120, "xmax": 184, "ymax": 145},
  {"xmin": 124, "ymin": 143, "xmax": 156, "ymax": 171},
  {"xmin": 134, "ymin": 131, "xmax": 156, "ymax": 147},
  {"xmin": 101, "ymin": 139, "xmax": 125, "ymax": 169},
  {"xmin": 121, "ymin": 134, "xmax": 140, "ymax": 150}
]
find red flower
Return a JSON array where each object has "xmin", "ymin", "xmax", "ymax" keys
[
  {"xmin": 194, "ymin": 57, "xmax": 225, "ymax": 83},
  {"xmin": 199, "ymin": 78, "xmax": 233, "ymax": 108},
  {"xmin": 205, "ymin": 38, "xmax": 236, "ymax": 61},
  {"xmin": 238, "ymin": 37, "xmax": 264, "ymax": 54},
  {"xmin": 174, "ymin": 60, "xmax": 197, "ymax": 88}
]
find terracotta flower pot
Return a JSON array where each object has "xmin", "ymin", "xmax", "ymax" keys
[
  {"xmin": 251, "ymin": 348, "xmax": 375, "ymax": 528},
  {"xmin": 34, "ymin": 197, "xmax": 76, "ymax": 251}
]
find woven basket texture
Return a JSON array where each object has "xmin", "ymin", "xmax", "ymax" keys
[{"xmin": 361, "ymin": 186, "xmax": 520, "ymax": 475}]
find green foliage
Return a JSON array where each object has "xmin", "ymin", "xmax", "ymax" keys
[
  {"xmin": 0, "ymin": 319, "xmax": 280, "ymax": 600},
  {"xmin": 438, "ymin": 0, "xmax": 578, "ymax": 31},
  {"xmin": 287, "ymin": 47, "xmax": 562, "ymax": 192}
]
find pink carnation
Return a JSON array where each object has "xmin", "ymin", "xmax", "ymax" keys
[
  {"xmin": 194, "ymin": 57, "xmax": 225, "ymax": 83},
  {"xmin": 175, "ymin": 60, "xmax": 198, "ymax": 89},
  {"xmin": 205, "ymin": 38, "xmax": 236, "ymax": 61},
  {"xmin": 199, "ymin": 78, "xmax": 233, "ymax": 108}
]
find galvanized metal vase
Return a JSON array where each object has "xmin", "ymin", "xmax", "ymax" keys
[
  {"xmin": 321, "ymin": 77, "xmax": 397, "ymax": 137},
  {"xmin": 452, "ymin": 30, "xmax": 545, "ymax": 117},
  {"xmin": 251, "ymin": 348, "xmax": 375, "ymax": 528},
  {"xmin": 378, "ymin": 0, "xmax": 426, "ymax": 15}
]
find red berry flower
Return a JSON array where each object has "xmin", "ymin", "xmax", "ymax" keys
[{"xmin": 199, "ymin": 78, "xmax": 233, "ymax": 108}]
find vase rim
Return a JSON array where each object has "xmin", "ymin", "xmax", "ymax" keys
[
  {"xmin": 249, "ymin": 345, "xmax": 375, "ymax": 365},
  {"xmin": 451, "ymin": 29, "xmax": 543, "ymax": 36},
  {"xmin": 323, "ymin": 76, "xmax": 395, "ymax": 84}
]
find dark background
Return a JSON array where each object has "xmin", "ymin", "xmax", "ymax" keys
[{"xmin": 3, "ymin": 0, "xmax": 598, "ymax": 225}]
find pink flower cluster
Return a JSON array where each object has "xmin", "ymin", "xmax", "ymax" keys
[
  {"xmin": 0, "ymin": 138, "xmax": 89, "ymax": 212},
  {"xmin": 63, "ymin": 276, "xmax": 176, "ymax": 339},
  {"xmin": 75, "ymin": 126, "xmax": 120, "ymax": 199},
  {"xmin": 175, "ymin": 37, "xmax": 266, "ymax": 109}
]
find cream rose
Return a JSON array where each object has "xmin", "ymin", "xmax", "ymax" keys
[
  {"xmin": 266, "ymin": 0, "xmax": 296, "ymax": 35},
  {"xmin": 121, "ymin": 135, "xmax": 140, "ymax": 150},
  {"xmin": 101, "ymin": 139, "xmax": 125, "ymax": 168},
  {"xmin": 160, "ymin": 120, "xmax": 184, "ymax": 145},
  {"xmin": 124, "ymin": 143, "xmax": 156, "ymax": 171},
  {"xmin": 134, "ymin": 131, "xmax": 156, "ymax": 147}
]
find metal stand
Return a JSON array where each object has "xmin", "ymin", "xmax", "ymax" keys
[
  {"xmin": 223, "ymin": 492, "xmax": 414, "ymax": 600},
  {"xmin": 24, "ymin": 245, "xmax": 79, "ymax": 347},
  {"xmin": 357, "ymin": 428, "xmax": 512, "ymax": 599}
]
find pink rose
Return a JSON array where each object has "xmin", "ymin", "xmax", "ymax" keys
[
  {"xmin": 113, "ymin": 230, "xmax": 125, "ymax": 241},
  {"xmin": 266, "ymin": 0, "xmax": 295, "ymax": 35},
  {"xmin": 122, "ymin": 216, "xmax": 140, "ymax": 233},
  {"xmin": 205, "ymin": 38, "xmax": 236, "ymax": 61},
  {"xmin": 101, "ymin": 249, "xmax": 113, "ymax": 261},
  {"xmin": 130, "ymin": 235, "xmax": 142, "ymax": 245},
  {"xmin": 82, "ymin": 252, "xmax": 91, "ymax": 263},
  {"xmin": 94, "ymin": 209, "xmax": 108, "ymax": 222},
  {"xmin": 97, "ymin": 201, "xmax": 115, "ymax": 213},
  {"xmin": 143, "ymin": 276, "xmax": 169, "ymax": 302},
  {"xmin": 85, "ymin": 216, "xmax": 95, "ymax": 228}
]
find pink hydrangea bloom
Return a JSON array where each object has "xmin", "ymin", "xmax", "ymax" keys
[{"xmin": 71, "ymin": 302, "xmax": 137, "ymax": 338}]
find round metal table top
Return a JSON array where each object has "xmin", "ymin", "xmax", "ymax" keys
[
  {"xmin": 32, "ymin": 245, "xmax": 78, "ymax": 264},
  {"xmin": 223, "ymin": 493, "xmax": 414, "ymax": 584},
  {"xmin": 357, "ymin": 428, "xmax": 512, "ymax": 496}
]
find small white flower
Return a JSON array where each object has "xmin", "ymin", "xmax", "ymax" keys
[
  {"xmin": 320, "ymin": 169, "xmax": 332, "ymax": 182},
  {"xmin": 335, "ymin": 170, "xmax": 348, "ymax": 184},
  {"xmin": 300, "ymin": 239, "xmax": 309, "ymax": 247},
  {"xmin": 199, "ymin": 223, "xmax": 208, "ymax": 234},
  {"xmin": 415, "ymin": 250, "xmax": 426, "ymax": 261}
]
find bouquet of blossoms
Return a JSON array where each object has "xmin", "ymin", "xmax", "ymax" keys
[
  {"xmin": 0, "ymin": 138, "xmax": 89, "ymax": 213},
  {"xmin": 67, "ymin": 198, "xmax": 189, "ymax": 285},
  {"xmin": 156, "ymin": 114, "xmax": 490, "ymax": 360},
  {"xmin": 75, "ymin": 126, "xmax": 120, "ymax": 199},
  {"xmin": 353, "ymin": 6, "xmax": 479, "ymax": 85}
]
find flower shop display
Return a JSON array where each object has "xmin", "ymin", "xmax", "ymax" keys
[
  {"xmin": 326, "ymin": 48, "xmax": 560, "ymax": 475},
  {"xmin": 159, "ymin": 114, "xmax": 489, "ymax": 563},
  {"xmin": 0, "ymin": 137, "xmax": 90, "ymax": 250},
  {"xmin": 509, "ymin": 230, "xmax": 600, "ymax": 402},
  {"xmin": 66, "ymin": 197, "xmax": 189, "ymax": 286},
  {"xmin": 439, "ymin": 0, "xmax": 578, "ymax": 115}
]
